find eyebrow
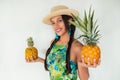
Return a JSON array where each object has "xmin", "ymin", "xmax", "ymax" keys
[{"xmin": 50, "ymin": 17, "xmax": 62, "ymax": 23}]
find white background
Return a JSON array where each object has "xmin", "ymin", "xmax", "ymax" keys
[{"xmin": 0, "ymin": 0, "xmax": 120, "ymax": 80}]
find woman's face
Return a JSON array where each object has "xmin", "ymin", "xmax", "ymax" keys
[{"xmin": 50, "ymin": 15, "xmax": 68, "ymax": 36}]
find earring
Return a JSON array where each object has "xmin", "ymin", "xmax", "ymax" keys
[
  {"xmin": 68, "ymin": 27, "xmax": 72, "ymax": 36},
  {"xmin": 55, "ymin": 34, "xmax": 59, "ymax": 40}
]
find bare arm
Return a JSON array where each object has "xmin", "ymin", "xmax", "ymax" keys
[
  {"xmin": 73, "ymin": 40, "xmax": 101, "ymax": 80},
  {"xmin": 73, "ymin": 40, "xmax": 89, "ymax": 80},
  {"xmin": 34, "ymin": 57, "xmax": 45, "ymax": 63},
  {"xmin": 77, "ymin": 57, "xmax": 89, "ymax": 80}
]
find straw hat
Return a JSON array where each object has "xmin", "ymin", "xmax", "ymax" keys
[{"xmin": 43, "ymin": 5, "xmax": 79, "ymax": 25}]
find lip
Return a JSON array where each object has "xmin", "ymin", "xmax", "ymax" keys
[{"xmin": 55, "ymin": 28, "xmax": 62, "ymax": 33}]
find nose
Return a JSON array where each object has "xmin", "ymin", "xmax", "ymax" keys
[{"xmin": 53, "ymin": 23, "xmax": 59, "ymax": 29}]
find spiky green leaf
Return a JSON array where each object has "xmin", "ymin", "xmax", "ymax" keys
[
  {"xmin": 70, "ymin": 7, "xmax": 100, "ymax": 45},
  {"xmin": 83, "ymin": 10, "xmax": 88, "ymax": 27}
]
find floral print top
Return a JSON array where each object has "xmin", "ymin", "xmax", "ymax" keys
[{"xmin": 47, "ymin": 44, "xmax": 78, "ymax": 80}]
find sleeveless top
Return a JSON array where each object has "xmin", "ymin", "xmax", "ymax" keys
[{"xmin": 47, "ymin": 44, "xmax": 78, "ymax": 80}]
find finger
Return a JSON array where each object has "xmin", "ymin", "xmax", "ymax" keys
[
  {"xmin": 81, "ymin": 60, "xmax": 89, "ymax": 68},
  {"xmin": 78, "ymin": 60, "xmax": 87, "ymax": 67},
  {"xmin": 80, "ymin": 62, "xmax": 87, "ymax": 68},
  {"xmin": 81, "ymin": 55, "xmax": 84, "ymax": 63},
  {"xmin": 84, "ymin": 63, "xmax": 89, "ymax": 67},
  {"xmin": 79, "ymin": 56, "xmax": 90, "ymax": 68},
  {"xmin": 84, "ymin": 62, "xmax": 91, "ymax": 68},
  {"xmin": 93, "ymin": 58, "xmax": 97, "ymax": 68},
  {"xmin": 87, "ymin": 57, "xmax": 90, "ymax": 66},
  {"xmin": 98, "ymin": 59, "xmax": 101, "ymax": 65},
  {"xmin": 31, "ymin": 56, "xmax": 34, "ymax": 62},
  {"xmin": 26, "ymin": 57, "xmax": 29, "ymax": 62},
  {"xmin": 27, "ymin": 57, "xmax": 30, "ymax": 62},
  {"xmin": 25, "ymin": 57, "xmax": 28, "ymax": 62}
]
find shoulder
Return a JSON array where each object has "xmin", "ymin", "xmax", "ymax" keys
[
  {"xmin": 72, "ymin": 39, "xmax": 83, "ymax": 49},
  {"xmin": 71, "ymin": 39, "xmax": 83, "ymax": 54}
]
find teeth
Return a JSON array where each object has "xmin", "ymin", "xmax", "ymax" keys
[{"xmin": 56, "ymin": 28, "xmax": 61, "ymax": 32}]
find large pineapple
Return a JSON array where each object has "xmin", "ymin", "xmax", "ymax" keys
[
  {"xmin": 25, "ymin": 37, "xmax": 38, "ymax": 61},
  {"xmin": 69, "ymin": 8, "xmax": 101, "ymax": 65}
]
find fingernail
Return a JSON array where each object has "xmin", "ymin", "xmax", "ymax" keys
[
  {"xmin": 81, "ymin": 55, "xmax": 84, "ymax": 58},
  {"xmin": 94, "ymin": 59, "xmax": 96, "ymax": 62},
  {"xmin": 87, "ymin": 58, "xmax": 90, "ymax": 61}
]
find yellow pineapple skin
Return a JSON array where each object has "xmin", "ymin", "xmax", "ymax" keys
[
  {"xmin": 80, "ymin": 45, "xmax": 101, "ymax": 65},
  {"xmin": 25, "ymin": 46, "xmax": 38, "ymax": 61}
]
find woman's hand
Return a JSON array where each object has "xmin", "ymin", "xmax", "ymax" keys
[
  {"xmin": 79, "ymin": 55, "xmax": 101, "ymax": 68},
  {"xmin": 25, "ymin": 56, "xmax": 44, "ymax": 63}
]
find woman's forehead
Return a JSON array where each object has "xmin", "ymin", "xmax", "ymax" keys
[{"xmin": 50, "ymin": 15, "xmax": 62, "ymax": 21}]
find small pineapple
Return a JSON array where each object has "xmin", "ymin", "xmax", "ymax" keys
[
  {"xmin": 25, "ymin": 37, "xmax": 38, "ymax": 61},
  {"xmin": 69, "ymin": 7, "xmax": 101, "ymax": 65}
]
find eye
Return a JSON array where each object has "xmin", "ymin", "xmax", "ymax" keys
[
  {"xmin": 58, "ymin": 19, "xmax": 63, "ymax": 23},
  {"xmin": 51, "ymin": 22, "xmax": 55, "ymax": 25}
]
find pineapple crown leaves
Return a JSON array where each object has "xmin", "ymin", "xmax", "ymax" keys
[
  {"xmin": 27, "ymin": 37, "xmax": 34, "ymax": 46},
  {"xmin": 69, "ymin": 7, "xmax": 101, "ymax": 45}
]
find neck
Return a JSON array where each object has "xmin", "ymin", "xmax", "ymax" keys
[{"xmin": 59, "ymin": 32, "xmax": 70, "ymax": 44}]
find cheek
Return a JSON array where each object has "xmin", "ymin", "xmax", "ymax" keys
[
  {"xmin": 59, "ymin": 20, "xmax": 65, "ymax": 26},
  {"xmin": 61, "ymin": 24, "xmax": 67, "ymax": 33},
  {"xmin": 62, "ymin": 26, "xmax": 66, "ymax": 32},
  {"xmin": 60, "ymin": 23, "xmax": 66, "ymax": 30}
]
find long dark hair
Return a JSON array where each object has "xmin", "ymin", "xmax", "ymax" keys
[{"xmin": 44, "ymin": 15, "xmax": 76, "ymax": 73}]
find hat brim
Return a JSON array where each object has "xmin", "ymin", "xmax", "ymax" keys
[{"xmin": 43, "ymin": 9, "xmax": 79, "ymax": 25}]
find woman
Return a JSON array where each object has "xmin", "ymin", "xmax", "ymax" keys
[{"xmin": 26, "ymin": 5, "xmax": 100, "ymax": 80}]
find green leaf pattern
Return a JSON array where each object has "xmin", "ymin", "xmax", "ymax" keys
[{"xmin": 47, "ymin": 44, "xmax": 78, "ymax": 80}]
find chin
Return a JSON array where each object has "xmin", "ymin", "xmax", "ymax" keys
[
  {"xmin": 57, "ymin": 33, "xmax": 63, "ymax": 36},
  {"xmin": 58, "ymin": 31, "xmax": 67, "ymax": 36},
  {"xmin": 57, "ymin": 34, "xmax": 62, "ymax": 36}
]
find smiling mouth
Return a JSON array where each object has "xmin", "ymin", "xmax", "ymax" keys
[{"xmin": 56, "ymin": 28, "xmax": 62, "ymax": 33}]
